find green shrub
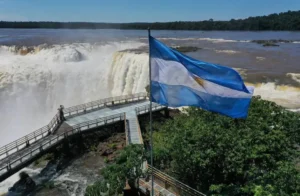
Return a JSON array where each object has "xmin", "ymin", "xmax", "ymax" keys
[
  {"xmin": 108, "ymin": 143, "xmax": 117, "ymax": 150},
  {"xmin": 151, "ymin": 96, "xmax": 300, "ymax": 195},
  {"xmin": 85, "ymin": 181, "xmax": 108, "ymax": 196},
  {"xmin": 44, "ymin": 181, "xmax": 55, "ymax": 189},
  {"xmin": 90, "ymin": 144, "xmax": 97, "ymax": 152},
  {"xmin": 85, "ymin": 144, "xmax": 147, "ymax": 196}
]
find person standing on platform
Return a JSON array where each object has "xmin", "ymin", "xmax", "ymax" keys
[{"xmin": 58, "ymin": 105, "xmax": 66, "ymax": 122}]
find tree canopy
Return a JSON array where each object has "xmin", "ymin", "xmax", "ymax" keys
[
  {"xmin": 150, "ymin": 96, "xmax": 300, "ymax": 195},
  {"xmin": 85, "ymin": 144, "xmax": 148, "ymax": 196},
  {"xmin": 1, "ymin": 10, "xmax": 300, "ymax": 30}
]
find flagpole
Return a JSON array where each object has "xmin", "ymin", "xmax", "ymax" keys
[{"xmin": 147, "ymin": 27, "xmax": 154, "ymax": 196}]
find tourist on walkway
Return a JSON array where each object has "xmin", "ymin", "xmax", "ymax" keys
[{"xmin": 58, "ymin": 105, "xmax": 66, "ymax": 122}]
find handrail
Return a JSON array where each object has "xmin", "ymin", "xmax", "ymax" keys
[
  {"xmin": 136, "ymin": 115, "xmax": 144, "ymax": 145},
  {"xmin": 0, "ymin": 93, "xmax": 147, "ymax": 161},
  {"xmin": 72, "ymin": 113, "xmax": 125, "ymax": 130},
  {"xmin": 64, "ymin": 92, "xmax": 147, "ymax": 117},
  {"xmin": 135, "ymin": 104, "xmax": 167, "ymax": 115},
  {"xmin": 0, "ymin": 112, "xmax": 60, "ymax": 160},
  {"xmin": 0, "ymin": 113, "xmax": 126, "ymax": 174},
  {"xmin": 148, "ymin": 166, "xmax": 206, "ymax": 196},
  {"xmin": 135, "ymin": 103, "xmax": 166, "ymax": 115}
]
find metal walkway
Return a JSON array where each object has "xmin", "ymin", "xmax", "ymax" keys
[
  {"xmin": 0, "ymin": 93, "xmax": 165, "ymax": 181},
  {"xmin": 0, "ymin": 93, "xmax": 205, "ymax": 195}
]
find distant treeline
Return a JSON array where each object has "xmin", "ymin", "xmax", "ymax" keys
[{"xmin": 1, "ymin": 10, "xmax": 300, "ymax": 30}]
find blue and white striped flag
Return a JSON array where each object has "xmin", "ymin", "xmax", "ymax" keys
[{"xmin": 149, "ymin": 36, "xmax": 254, "ymax": 119}]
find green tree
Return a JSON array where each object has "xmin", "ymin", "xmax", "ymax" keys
[
  {"xmin": 150, "ymin": 96, "xmax": 300, "ymax": 195},
  {"xmin": 1, "ymin": 10, "xmax": 300, "ymax": 30},
  {"xmin": 85, "ymin": 144, "xmax": 148, "ymax": 196}
]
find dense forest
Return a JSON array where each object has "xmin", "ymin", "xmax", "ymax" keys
[
  {"xmin": 1, "ymin": 10, "xmax": 300, "ymax": 30},
  {"xmin": 85, "ymin": 96, "xmax": 300, "ymax": 195},
  {"xmin": 141, "ymin": 96, "xmax": 300, "ymax": 195}
]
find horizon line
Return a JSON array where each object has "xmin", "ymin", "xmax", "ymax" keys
[{"xmin": 0, "ymin": 9, "xmax": 299, "ymax": 24}]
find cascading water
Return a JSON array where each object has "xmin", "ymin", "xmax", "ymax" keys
[
  {"xmin": 0, "ymin": 42, "xmax": 148, "ymax": 195},
  {"xmin": 0, "ymin": 42, "xmax": 146, "ymax": 146},
  {"xmin": 109, "ymin": 51, "xmax": 149, "ymax": 96},
  {"xmin": 0, "ymin": 39, "xmax": 300, "ymax": 195},
  {"xmin": 108, "ymin": 51, "xmax": 300, "ymax": 109},
  {"xmin": 1, "ymin": 41, "xmax": 300, "ymax": 147}
]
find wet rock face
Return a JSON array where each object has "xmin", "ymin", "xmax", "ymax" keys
[
  {"xmin": 30, "ymin": 132, "xmax": 126, "ymax": 196},
  {"xmin": 32, "ymin": 188, "xmax": 69, "ymax": 196},
  {"xmin": 8, "ymin": 172, "xmax": 36, "ymax": 195},
  {"xmin": 171, "ymin": 46, "xmax": 201, "ymax": 52},
  {"xmin": 3, "ymin": 130, "xmax": 126, "ymax": 196},
  {"xmin": 97, "ymin": 133, "xmax": 126, "ymax": 162},
  {"xmin": 251, "ymin": 39, "xmax": 292, "ymax": 47}
]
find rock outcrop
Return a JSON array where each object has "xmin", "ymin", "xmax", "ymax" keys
[{"xmin": 8, "ymin": 172, "xmax": 36, "ymax": 195}]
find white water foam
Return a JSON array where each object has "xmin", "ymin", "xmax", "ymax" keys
[
  {"xmin": 215, "ymin": 50, "xmax": 240, "ymax": 54},
  {"xmin": 110, "ymin": 52, "xmax": 300, "ymax": 110},
  {"xmin": 287, "ymin": 73, "xmax": 300, "ymax": 84},
  {"xmin": 109, "ymin": 52, "xmax": 149, "ymax": 96},
  {"xmin": 0, "ymin": 168, "xmax": 41, "ymax": 195},
  {"xmin": 256, "ymin": 56, "xmax": 266, "ymax": 61},
  {"xmin": 54, "ymin": 173, "xmax": 87, "ymax": 196},
  {"xmin": 140, "ymin": 37, "xmax": 250, "ymax": 43},
  {"xmin": 108, "ymin": 52, "xmax": 300, "ymax": 109},
  {"xmin": 288, "ymin": 108, "xmax": 300, "ymax": 112},
  {"xmin": 0, "ymin": 42, "xmax": 300, "ymax": 194},
  {"xmin": 1, "ymin": 43, "xmax": 299, "ymax": 145},
  {"xmin": 0, "ymin": 42, "xmax": 145, "ymax": 146},
  {"xmin": 197, "ymin": 38, "xmax": 250, "ymax": 43},
  {"xmin": 249, "ymin": 82, "xmax": 300, "ymax": 109}
]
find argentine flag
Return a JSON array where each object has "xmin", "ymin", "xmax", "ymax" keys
[{"xmin": 149, "ymin": 36, "xmax": 254, "ymax": 119}]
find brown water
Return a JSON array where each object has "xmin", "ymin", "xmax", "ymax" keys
[
  {"xmin": 1, "ymin": 29, "xmax": 299, "ymax": 86},
  {"xmin": 0, "ymin": 29, "xmax": 299, "ymax": 146},
  {"xmin": 0, "ymin": 29, "xmax": 299, "ymax": 195}
]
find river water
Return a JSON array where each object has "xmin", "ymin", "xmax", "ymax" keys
[
  {"xmin": 0, "ymin": 29, "xmax": 300, "ymax": 195},
  {"xmin": 0, "ymin": 29, "xmax": 300, "ymax": 144}
]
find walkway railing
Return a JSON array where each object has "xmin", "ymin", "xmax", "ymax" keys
[
  {"xmin": 0, "ymin": 92, "xmax": 202, "ymax": 195},
  {"xmin": 0, "ymin": 93, "xmax": 147, "ymax": 162},
  {"xmin": 135, "ymin": 103, "xmax": 166, "ymax": 115},
  {"xmin": 0, "ymin": 113, "xmax": 125, "ymax": 175},
  {"xmin": 148, "ymin": 166, "xmax": 206, "ymax": 196},
  {"xmin": 0, "ymin": 112, "xmax": 60, "ymax": 160},
  {"xmin": 136, "ymin": 115, "xmax": 144, "ymax": 145},
  {"xmin": 64, "ymin": 92, "xmax": 147, "ymax": 118}
]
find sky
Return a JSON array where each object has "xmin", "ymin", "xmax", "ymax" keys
[{"xmin": 0, "ymin": 0, "xmax": 299, "ymax": 22}]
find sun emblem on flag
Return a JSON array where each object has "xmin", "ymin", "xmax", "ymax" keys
[{"xmin": 193, "ymin": 75, "xmax": 205, "ymax": 87}]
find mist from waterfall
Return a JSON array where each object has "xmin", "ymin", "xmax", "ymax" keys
[{"xmin": 0, "ymin": 42, "xmax": 146, "ymax": 146}]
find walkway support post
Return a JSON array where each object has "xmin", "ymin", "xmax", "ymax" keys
[{"xmin": 148, "ymin": 27, "xmax": 154, "ymax": 196}]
